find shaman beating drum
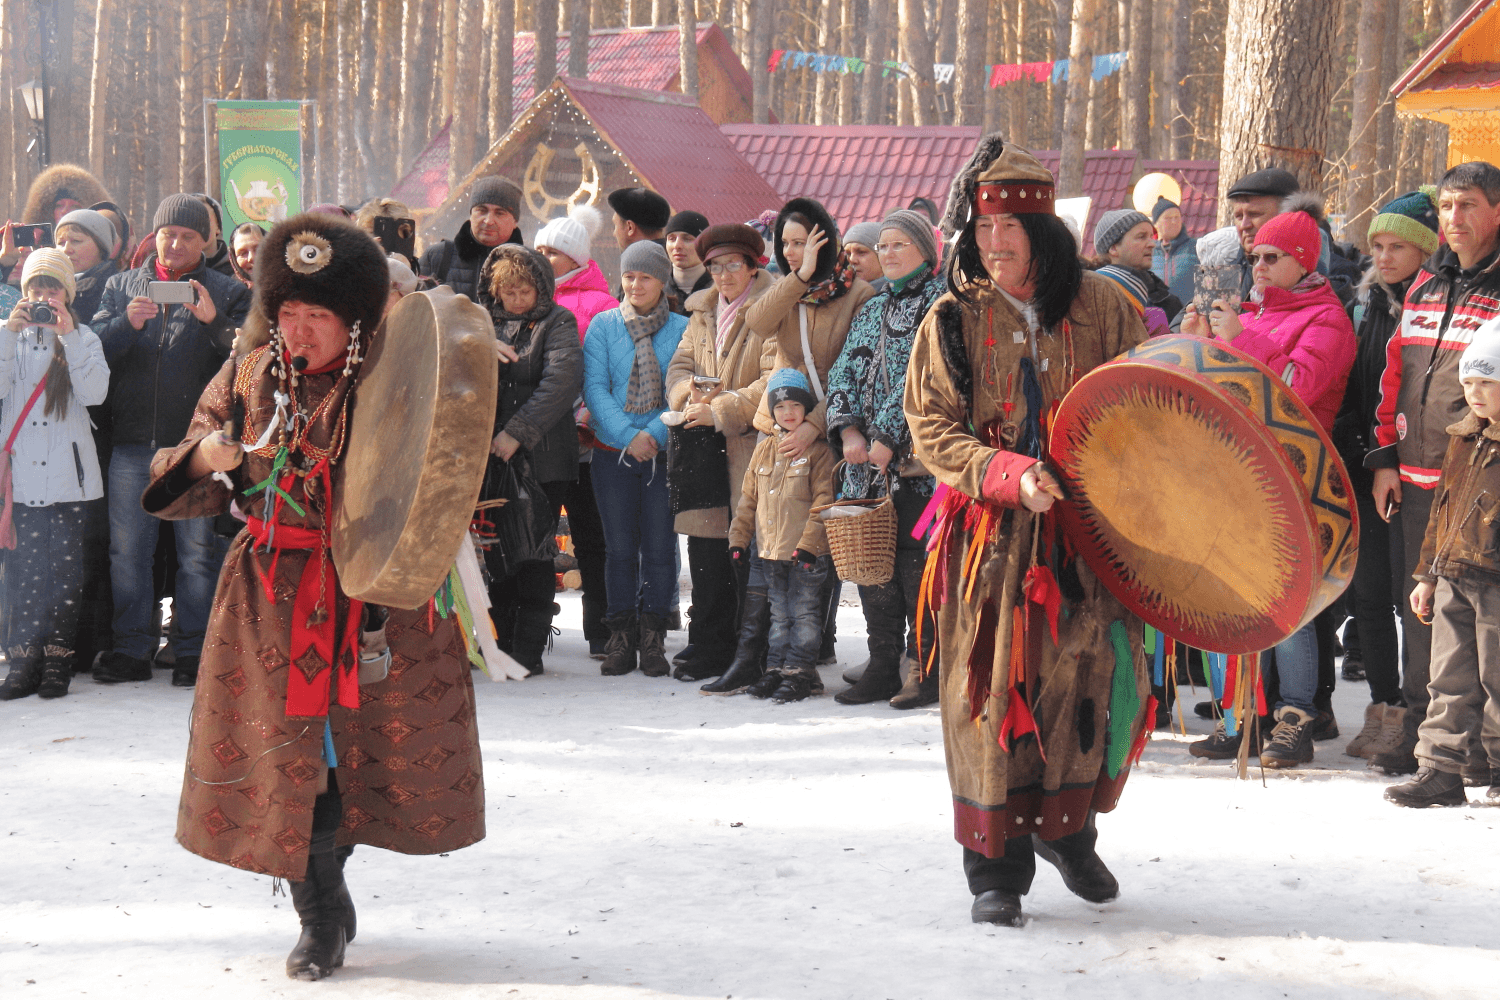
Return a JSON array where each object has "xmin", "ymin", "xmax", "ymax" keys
[
  {"xmin": 332, "ymin": 286, "xmax": 498, "ymax": 608},
  {"xmin": 1048, "ymin": 335, "xmax": 1357, "ymax": 654}
]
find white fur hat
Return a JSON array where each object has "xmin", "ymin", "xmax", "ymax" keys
[
  {"xmin": 1460, "ymin": 316, "xmax": 1500, "ymax": 381},
  {"xmin": 535, "ymin": 203, "xmax": 602, "ymax": 269}
]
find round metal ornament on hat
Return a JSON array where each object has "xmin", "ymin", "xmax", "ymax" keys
[
  {"xmin": 1048, "ymin": 334, "xmax": 1357, "ymax": 654},
  {"xmin": 331, "ymin": 285, "xmax": 499, "ymax": 608},
  {"xmin": 1131, "ymin": 172, "xmax": 1183, "ymax": 215}
]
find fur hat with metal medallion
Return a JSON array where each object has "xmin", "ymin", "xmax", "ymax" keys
[{"xmin": 239, "ymin": 212, "xmax": 390, "ymax": 352}]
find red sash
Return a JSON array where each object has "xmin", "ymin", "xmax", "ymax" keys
[{"xmin": 246, "ymin": 515, "xmax": 362, "ymax": 718}]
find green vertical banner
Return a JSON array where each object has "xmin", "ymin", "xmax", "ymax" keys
[{"xmin": 216, "ymin": 100, "xmax": 304, "ymax": 230}]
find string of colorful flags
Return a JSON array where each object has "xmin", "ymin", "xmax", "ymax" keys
[{"xmin": 767, "ymin": 50, "xmax": 1129, "ymax": 88}]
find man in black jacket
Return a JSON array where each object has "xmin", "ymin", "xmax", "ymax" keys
[
  {"xmin": 90, "ymin": 194, "xmax": 252, "ymax": 686},
  {"xmin": 418, "ymin": 176, "xmax": 524, "ymax": 299}
]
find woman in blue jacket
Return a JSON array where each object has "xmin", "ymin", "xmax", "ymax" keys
[{"xmin": 582, "ymin": 241, "xmax": 687, "ymax": 678}]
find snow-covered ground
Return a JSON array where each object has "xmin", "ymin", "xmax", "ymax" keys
[{"xmin": 3, "ymin": 588, "xmax": 1497, "ymax": 1000}]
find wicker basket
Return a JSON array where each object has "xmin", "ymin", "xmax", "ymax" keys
[{"xmin": 813, "ymin": 491, "xmax": 897, "ymax": 587}]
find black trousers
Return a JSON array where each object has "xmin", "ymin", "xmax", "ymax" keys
[
  {"xmin": 859, "ymin": 549, "xmax": 925, "ymax": 660},
  {"xmin": 7, "ymin": 501, "xmax": 91, "ymax": 662},
  {"xmin": 564, "ymin": 464, "xmax": 609, "ymax": 643},
  {"xmin": 962, "ymin": 812, "xmax": 1101, "ymax": 896},
  {"xmin": 687, "ymin": 535, "xmax": 738, "ymax": 656}
]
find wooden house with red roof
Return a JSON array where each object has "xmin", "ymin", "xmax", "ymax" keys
[
  {"xmin": 1392, "ymin": 0, "xmax": 1500, "ymax": 167},
  {"xmin": 417, "ymin": 77, "xmax": 781, "ymax": 279}
]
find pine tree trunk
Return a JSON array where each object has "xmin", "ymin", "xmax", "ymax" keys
[
  {"xmin": 750, "ymin": 0, "xmax": 771, "ymax": 124},
  {"xmin": 371, "ymin": 0, "xmax": 397, "ymax": 188},
  {"xmin": 681, "ymin": 0, "xmax": 700, "ymax": 99},
  {"xmin": 337, "ymin": 0, "xmax": 357, "ymax": 202},
  {"xmin": 653, "ymin": 0, "xmax": 669, "ymax": 25},
  {"xmin": 242, "ymin": 4, "xmax": 269, "ymax": 99},
  {"xmin": 141, "ymin": 8, "xmax": 161, "ymax": 217},
  {"xmin": 570, "ymin": 0, "xmax": 590, "ymax": 78},
  {"xmin": 1051, "ymin": 0, "xmax": 1070, "ymax": 148},
  {"xmin": 536, "ymin": 0, "xmax": 559, "ymax": 91},
  {"xmin": 1124, "ymin": 0, "xmax": 1150, "ymax": 154},
  {"xmin": 441, "ymin": 0, "xmax": 458, "ymax": 126},
  {"xmin": 1374, "ymin": 0, "xmax": 1400, "ymax": 205},
  {"xmin": 899, "ymin": 0, "xmax": 936, "ymax": 126},
  {"xmin": 88, "ymin": 0, "xmax": 113, "ymax": 180},
  {"xmin": 1346, "ymin": 0, "xmax": 1385, "ymax": 249},
  {"xmin": 1169, "ymin": 0, "xmax": 1191, "ymax": 158},
  {"xmin": 837, "ymin": 0, "xmax": 856, "ymax": 123},
  {"xmin": 1009, "ymin": 0, "xmax": 1030, "ymax": 143},
  {"xmin": 449, "ymin": 1, "xmax": 481, "ymax": 190},
  {"xmin": 489, "ymin": 0, "xmax": 515, "ymax": 142},
  {"xmin": 1059, "ymin": 0, "xmax": 1100, "ymax": 196},
  {"xmin": 1218, "ymin": 0, "xmax": 1342, "ymax": 219},
  {"xmin": 953, "ymin": 0, "xmax": 984, "ymax": 126}
]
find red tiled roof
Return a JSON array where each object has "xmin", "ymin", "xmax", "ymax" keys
[
  {"xmin": 513, "ymin": 23, "xmax": 751, "ymax": 119},
  {"xmin": 1406, "ymin": 61, "xmax": 1500, "ymax": 93},
  {"xmin": 1392, "ymin": 0, "xmax": 1497, "ymax": 96},
  {"xmin": 1140, "ymin": 160, "xmax": 1221, "ymax": 238},
  {"xmin": 723, "ymin": 125, "xmax": 1141, "ymax": 238},
  {"xmin": 563, "ymin": 78, "xmax": 781, "ymax": 224}
]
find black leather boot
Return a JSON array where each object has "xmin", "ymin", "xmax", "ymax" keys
[
  {"xmin": 600, "ymin": 611, "xmax": 638, "ymax": 676},
  {"xmin": 286, "ymin": 791, "xmax": 349, "ymax": 980},
  {"xmin": 0, "ymin": 659, "xmax": 41, "ymax": 700},
  {"xmin": 971, "ymin": 889, "xmax": 1024, "ymax": 925},
  {"xmin": 1031, "ymin": 812, "xmax": 1119, "ymax": 903},
  {"xmin": 512, "ymin": 601, "xmax": 560, "ymax": 676},
  {"xmin": 37, "ymin": 657, "xmax": 72, "ymax": 699},
  {"xmin": 638, "ymin": 612, "xmax": 671, "ymax": 677},
  {"xmin": 835, "ymin": 650, "xmax": 903, "ymax": 704},
  {"xmin": 701, "ymin": 588, "xmax": 769, "ymax": 694}
]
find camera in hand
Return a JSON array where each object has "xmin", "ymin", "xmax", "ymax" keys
[{"xmin": 28, "ymin": 301, "xmax": 56, "ymax": 325}]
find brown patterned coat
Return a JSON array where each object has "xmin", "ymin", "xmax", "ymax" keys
[
  {"xmin": 904, "ymin": 273, "xmax": 1152, "ymax": 858},
  {"xmin": 143, "ymin": 348, "xmax": 485, "ymax": 879}
]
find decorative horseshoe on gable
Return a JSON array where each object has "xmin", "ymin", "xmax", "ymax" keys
[{"xmin": 522, "ymin": 142, "xmax": 601, "ymax": 219}]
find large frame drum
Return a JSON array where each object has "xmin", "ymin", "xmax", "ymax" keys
[
  {"xmin": 332, "ymin": 286, "xmax": 498, "ymax": 608},
  {"xmin": 1048, "ymin": 335, "xmax": 1357, "ymax": 654}
]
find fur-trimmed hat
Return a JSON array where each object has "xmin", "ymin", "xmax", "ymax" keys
[
  {"xmin": 242, "ymin": 213, "xmax": 390, "ymax": 350},
  {"xmin": 608, "ymin": 187, "xmax": 671, "ymax": 231},
  {"xmin": 940, "ymin": 134, "xmax": 1055, "ymax": 237},
  {"xmin": 22, "ymin": 164, "xmax": 112, "ymax": 225},
  {"xmin": 767, "ymin": 367, "xmax": 817, "ymax": 419},
  {"xmin": 1254, "ymin": 192, "xmax": 1325, "ymax": 274},
  {"xmin": 773, "ymin": 197, "xmax": 841, "ymax": 282}
]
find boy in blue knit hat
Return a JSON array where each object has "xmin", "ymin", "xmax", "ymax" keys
[{"xmin": 722, "ymin": 368, "xmax": 836, "ymax": 702}]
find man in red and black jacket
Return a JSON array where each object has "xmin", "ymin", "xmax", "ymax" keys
[{"xmin": 1368, "ymin": 161, "xmax": 1500, "ymax": 776}]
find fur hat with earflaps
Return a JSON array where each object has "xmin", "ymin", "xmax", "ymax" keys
[
  {"xmin": 238, "ymin": 213, "xmax": 391, "ymax": 352},
  {"xmin": 22, "ymin": 164, "xmax": 112, "ymax": 225}
]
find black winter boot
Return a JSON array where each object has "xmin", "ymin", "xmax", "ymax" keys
[
  {"xmin": 971, "ymin": 889, "xmax": 1024, "ymax": 926},
  {"xmin": 512, "ymin": 602, "xmax": 560, "ymax": 676},
  {"xmin": 834, "ymin": 650, "xmax": 903, "ymax": 704},
  {"xmin": 747, "ymin": 668, "xmax": 783, "ymax": 700},
  {"xmin": 0, "ymin": 659, "xmax": 42, "ymax": 700},
  {"xmin": 600, "ymin": 611, "xmax": 638, "ymax": 676},
  {"xmin": 701, "ymin": 588, "xmax": 769, "ymax": 694},
  {"xmin": 1032, "ymin": 813, "xmax": 1119, "ymax": 903},
  {"xmin": 772, "ymin": 667, "xmax": 818, "ymax": 703},
  {"xmin": 638, "ymin": 612, "xmax": 671, "ymax": 677},
  {"xmin": 37, "ymin": 657, "xmax": 71, "ymax": 699},
  {"xmin": 1384, "ymin": 766, "xmax": 1467, "ymax": 807},
  {"xmin": 842, "ymin": 659, "xmax": 869, "ymax": 685},
  {"xmin": 287, "ymin": 791, "xmax": 349, "ymax": 980}
]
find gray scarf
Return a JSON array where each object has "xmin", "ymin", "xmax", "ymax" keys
[{"xmin": 621, "ymin": 296, "xmax": 669, "ymax": 414}]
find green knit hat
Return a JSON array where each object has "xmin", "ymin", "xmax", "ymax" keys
[{"xmin": 1368, "ymin": 186, "xmax": 1440, "ymax": 255}]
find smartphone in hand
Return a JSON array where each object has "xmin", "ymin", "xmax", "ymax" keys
[{"xmin": 147, "ymin": 281, "xmax": 198, "ymax": 306}]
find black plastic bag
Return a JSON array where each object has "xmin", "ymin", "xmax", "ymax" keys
[
  {"xmin": 667, "ymin": 424, "xmax": 730, "ymax": 516},
  {"xmin": 478, "ymin": 452, "xmax": 557, "ymax": 581}
]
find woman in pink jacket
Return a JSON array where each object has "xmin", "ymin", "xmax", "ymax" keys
[
  {"xmin": 1183, "ymin": 194, "xmax": 1356, "ymax": 772},
  {"xmin": 535, "ymin": 205, "xmax": 620, "ymax": 654}
]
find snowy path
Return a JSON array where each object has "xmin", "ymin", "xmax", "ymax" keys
[{"xmin": 3, "ymin": 592, "xmax": 1497, "ymax": 999}]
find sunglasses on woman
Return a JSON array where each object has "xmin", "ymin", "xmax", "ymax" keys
[{"xmin": 1245, "ymin": 251, "xmax": 1287, "ymax": 267}]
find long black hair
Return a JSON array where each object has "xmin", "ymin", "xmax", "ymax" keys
[{"xmin": 947, "ymin": 212, "xmax": 1082, "ymax": 331}]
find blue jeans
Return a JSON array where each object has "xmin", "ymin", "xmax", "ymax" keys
[
  {"xmin": 763, "ymin": 554, "xmax": 831, "ymax": 672},
  {"xmin": 591, "ymin": 450, "xmax": 676, "ymax": 617},
  {"xmin": 108, "ymin": 444, "xmax": 229, "ymax": 660},
  {"xmin": 1273, "ymin": 620, "xmax": 1319, "ymax": 714}
]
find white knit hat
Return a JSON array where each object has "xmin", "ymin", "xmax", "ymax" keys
[
  {"xmin": 535, "ymin": 203, "xmax": 602, "ymax": 269},
  {"xmin": 1460, "ymin": 316, "xmax": 1500, "ymax": 381},
  {"xmin": 387, "ymin": 254, "xmax": 418, "ymax": 295}
]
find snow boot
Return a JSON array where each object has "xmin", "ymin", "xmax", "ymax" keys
[
  {"xmin": 772, "ymin": 667, "xmax": 818, "ymax": 704},
  {"xmin": 701, "ymin": 588, "xmax": 769, "ymax": 694},
  {"xmin": 1032, "ymin": 812, "xmax": 1119, "ymax": 903},
  {"xmin": 890, "ymin": 656, "xmax": 939, "ymax": 709},
  {"xmin": 36, "ymin": 657, "xmax": 71, "ymax": 699},
  {"xmin": 91, "ymin": 650, "xmax": 152, "ymax": 683},
  {"xmin": 834, "ymin": 649, "xmax": 902, "ymax": 704},
  {"xmin": 673, "ymin": 643, "xmax": 695, "ymax": 665},
  {"xmin": 1462, "ymin": 761, "xmax": 1493, "ymax": 788},
  {"xmin": 1344, "ymin": 702, "xmax": 1386, "ymax": 758},
  {"xmin": 638, "ymin": 612, "xmax": 672, "ymax": 677},
  {"xmin": 512, "ymin": 601, "xmax": 560, "ymax": 676},
  {"xmin": 0, "ymin": 659, "xmax": 42, "ymax": 700},
  {"xmin": 673, "ymin": 636, "xmax": 737, "ymax": 681},
  {"xmin": 1259, "ymin": 706, "xmax": 1317, "ymax": 769},
  {"xmin": 1487, "ymin": 781, "xmax": 1500, "ymax": 805},
  {"xmin": 171, "ymin": 655, "xmax": 200, "ymax": 689},
  {"xmin": 842, "ymin": 659, "xmax": 869, "ymax": 685},
  {"xmin": 1310, "ymin": 708, "xmax": 1339, "ymax": 742},
  {"xmin": 970, "ymin": 889, "xmax": 1023, "ymax": 926},
  {"xmin": 600, "ymin": 611, "xmax": 638, "ymax": 676},
  {"xmin": 1370, "ymin": 724, "xmax": 1418, "ymax": 776},
  {"xmin": 581, "ymin": 593, "xmax": 608, "ymax": 660},
  {"xmin": 1384, "ymin": 766, "xmax": 1466, "ymax": 807},
  {"xmin": 1188, "ymin": 718, "xmax": 1258, "ymax": 759},
  {"xmin": 287, "ymin": 792, "xmax": 349, "ymax": 980},
  {"xmin": 747, "ymin": 668, "xmax": 783, "ymax": 700}
]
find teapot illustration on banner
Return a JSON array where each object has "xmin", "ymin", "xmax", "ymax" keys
[{"xmin": 230, "ymin": 177, "xmax": 289, "ymax": 223}]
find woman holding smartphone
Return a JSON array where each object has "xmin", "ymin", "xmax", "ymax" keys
[{"xmin": 0, "ymin": 249, "xmax": 109, "ymax": 700}]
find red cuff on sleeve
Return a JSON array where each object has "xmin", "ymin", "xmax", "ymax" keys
[{"xmin": 980, "ymin": 452, "xmax": 1040, "ymax": 508}]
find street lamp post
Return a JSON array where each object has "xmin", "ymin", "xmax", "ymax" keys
[{"xmin": 17, "ymin": 78, "xmax": 47, "ymax": 171}]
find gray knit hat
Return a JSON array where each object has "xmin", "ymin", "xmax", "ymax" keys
[
  {"xmin": 1093, "ymin": 208, "xmax": 1152, "ymax": 255},
  {"xmin": 619, "ymin": 239, "xmax": 672, "ymax": 287},
  {"xmin": 878, "ymin": 209, "xmax": 938, "ymax": 268},
  {"xmin": 843, "ymin": 220, "xmax": 882, "ymax": 251},
  {"xmin": 153, "ymin": 193, "xmax": 211, "ymax": 242},
  {"xmin": 57, "ymin": 208, "xmax": 117, "ymax": 259},
  {"xmin": 470, "ymin": 176, "xmax": 522, "ymax": 217}
]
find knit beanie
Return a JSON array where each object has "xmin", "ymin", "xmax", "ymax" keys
[
  {"xmin": 470, "ymin": 176, "xmax": 522, "ymax": 217},
  {"xmin": 1093, "ymin": 208, "xmax": 1152, "ymax": 255},
  {"xmin": 21, "ymin": 247, "xmax": 77, "ymax": 303},
  {"xmin": 879, "ymin": 209, "xmax": 939, "ymax": 269},
  {"xmin": 152, "ymin": 193, "xmax": 211, "ymax": 242},
  {"xmin": 1252, "ymin": 209, "xmax": 1322, "ymax": 274},
  {"xmin": 619, "ymin": 239, "xmax": 672, "ymax": 287},
  {"xmin": 57, "ymin": 208, "xmax": 117, "ymax": 260},
  {"xmin": 665, "ymin": 210, "xmax": 710, "ymax": 238},
  {"xmin": 1196, "ymin": 226, "xmax": 1242, "ymax": 267},
  {"xmin": 1151, "ymin": 196, "xmax": 1178, "ymax": 224},
  {"xmin": 535, "ymin": 204, "xmax": 602, "ymax": 269},
  {"xmin": 387, "ymin": 254, "xmax": 418, "ymax": 295},
  {"xmin": 1369, "ymin": 186, "xmax": 1441, "ymax": 257},
  {"xmin": 843, "ymin": 220, "xmax": 882, "ymax": 250},
  {"xmin": 766, "ymin": 367, "xmax": 817, "ymax": 418},
  {"xmin": 1460, "ymin": 316, "xmax": 1500, "ymax": 381}
]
